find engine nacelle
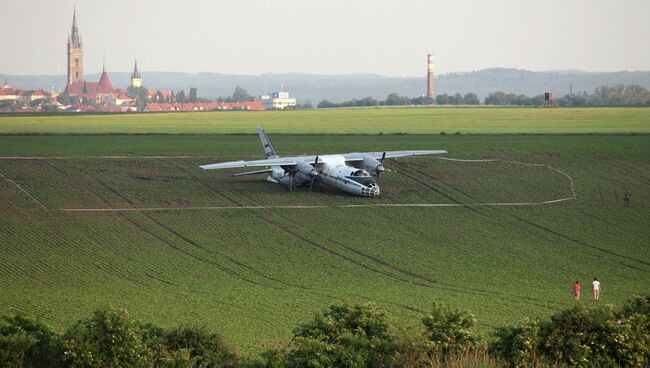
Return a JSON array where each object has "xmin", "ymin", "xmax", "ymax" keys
[
  {"xmin": 296, "ymin": 160, "xmax": 318, "ymax": 177},
  {"xmin": 363, "ymin": 156, "xmax": 384, "ymax": 176}
]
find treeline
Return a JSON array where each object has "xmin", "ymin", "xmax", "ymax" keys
[
  {"xmin": 486, "ymin": 84, "xmax": 650, "ymax": 106},
  {"xmin": 2, "ymin": 294, "xmax": 649, "ymax": 368},
  {"xmin": 317, "ymin": 93, "xmax": 437, "ymax": 108},
  {"xmin": 316, "ymin": 84, "xmax": 650, "ymax": 108}
]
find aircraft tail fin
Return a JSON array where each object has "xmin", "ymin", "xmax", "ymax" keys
[{"xmin": 257, "ymin": 125, "xmax": 278, "ymax": 158}]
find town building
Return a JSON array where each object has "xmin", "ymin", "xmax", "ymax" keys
[
  {"xmin": 131, "ymin": 60, "xmax": 142, "ymax": 88},
  {"xmin": 62, "ymin": 9, "xmax": 118, "ymax": 103},
  {"xmin": 260, "ymin": 91, "xmax": 297, "ymax": 110}
]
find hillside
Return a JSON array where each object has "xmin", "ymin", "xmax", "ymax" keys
[
  {"xmin": 1, "ymin": 129, "xmax": 648, "ymax": 351},
  {"xmin": 3, "ymin": 68, "xmax": 650, "ymax": 102}
]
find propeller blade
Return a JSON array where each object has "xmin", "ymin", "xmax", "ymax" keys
[{"xmin": 380, "ymin": 151, "xmax": 386, "ymax": 163}]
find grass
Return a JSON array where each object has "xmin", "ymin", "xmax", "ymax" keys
[
  {"xmin": 1, "ymin": 132, "xmax": 648, "ymax": 354},
  {"xmin": 0, "ymin": 107, "xmax": 649, "ymax": 134}
]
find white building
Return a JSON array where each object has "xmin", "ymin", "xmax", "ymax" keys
[{"xmin": 260, "ymin": 91, "xmax": 297, "ymax": 110}]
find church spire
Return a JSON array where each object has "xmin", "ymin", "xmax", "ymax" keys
[
  {"xmin": 132, "ymin": 59, "xmax": 141, "ymax": 78},
  {"xmin": 70, "ymin": 7, "xmax": 81, "ymax": 48}
]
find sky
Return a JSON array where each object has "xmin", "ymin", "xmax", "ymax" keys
[{"xmin": 2, "ymin": 0, "xmax": 650, "ymax": 76}]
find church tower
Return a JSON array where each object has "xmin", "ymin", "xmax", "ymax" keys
[
  {"xmin": 131, "ymin": 59, "xmax": 142, "ymax": 88},
  {"xmin": 67, "ymin": 8, "xmax": 83, "ymax": 85}
]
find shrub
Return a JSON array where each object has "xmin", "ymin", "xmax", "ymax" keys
[
  {"xmin": 491, "ymin": 301, "xmax": 650, "ymax": 368},
  {"xmin": 286, "ymin": 303, "xmax": 395, "ymax": 368},
  {"xmin": 166, "ymin": 325, "xmax": 240, "ymax": 368},
  {"xmin": 63, "ymin": 308, "xmax": 151, "ymax": 368},
  {"xmin": 422, "ymin": 303, "xmax": 480, "ymax": 358},
  {"xmin": 0, "ymin": 311, "xmax": 64, "ymax": 368}
]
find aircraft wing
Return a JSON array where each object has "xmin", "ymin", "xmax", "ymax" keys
[
  {"xmin": 342, "ymin": 150, "xmax": 447, "ymax": 161},
  {"xmin": 200, "ymin": 158, "xmax": 297, "ymax": 170}
]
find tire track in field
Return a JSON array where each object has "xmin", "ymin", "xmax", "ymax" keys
[
  {"xmin": 252, "ymin": 210, "xmax": 440, "ymax": 289},
  {"xmin": 266, "ymin": 209, "xmax": 549, "ymax": 304},
  {"xmin": 73, "ymin": 164, "xmax": 264, "ymax": 286},
  {"xmin": 165, "ymin": 159, "xmax": 246, "ymax": 207},
  {"xmin": 510, "ymin": 215, "xmax": 650, "ymax": 271},
  {"xmin": 0, "ymin": 170, "xmax": 47, "ymax": 209},
  {"xmin": 142, "ymin": 213, "xmax": 309, "ymax": 290}
]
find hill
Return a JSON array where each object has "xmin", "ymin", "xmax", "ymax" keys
[
  {"xmin": 3, "ymin": 68, "xmax": 650, "ymax": 102},
  {"xmin": 1, "ymin": 110, "xmax": 649, "ymax": 351}
]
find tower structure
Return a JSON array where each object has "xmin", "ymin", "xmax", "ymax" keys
[
  {"xmin": 131, "ymin": 59, "xmax": 142, "ymax": 88},
  {"xmin": 67, "ymin": 8, "xmax": 83, "ymax": 85},
  {"xmin": 426, "ymin": 54, "xmax": 435, "ymax": 98}
]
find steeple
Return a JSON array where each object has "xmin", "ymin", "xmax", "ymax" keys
[
  {"xmin": 131, "ymin": 59, "xmax": 143, "ymax": 88},
  {"xmin": 67, "ymin": 7, "xmax": 84, "ymax": 85},
  {"xmin": 132, "ymin": 59, "xmax": 141, "ymax": 78},
  {"xmin": 70, "ymin": 7, "xmax": 81, "ymax": 48}
]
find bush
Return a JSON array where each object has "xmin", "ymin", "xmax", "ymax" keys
[
  {"xmin": 166, "ymin": 325, "xmax": 240, "ymax": 368},
  {"xmin": 285, "ymin": 303, "xmax": 395, "ymax": 368},
  {"xmin": 422, "ymin": 304, "xmax": 480, "ymax": 358},
  {"xmin": 491, "ymin": 301, "xmax": 650, "ymax": 367},
  {"xmin": 0, "ymin": 311, "xmax": 64, "ymax": 368},
  {"xmin": 63, "ymin": 308, "xmax": 151, "ymax": 368}
]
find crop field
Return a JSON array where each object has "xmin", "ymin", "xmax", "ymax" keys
[
  {"xmin": 1, "ymin": 131, "xmax": 649, "ymax": 352},
  {"xmin": 1, "ymin": 106, "xmax": 650, "ymax": 134}
]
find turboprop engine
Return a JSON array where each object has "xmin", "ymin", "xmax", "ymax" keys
[
  {"xmin": 363, "ymin": 155, "xmax": 385, "ymax": 176},
  {"xmin": 296, "ymin": 160, "xmax": 318, "ymax": 177}
]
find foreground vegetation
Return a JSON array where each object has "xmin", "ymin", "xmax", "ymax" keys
[
  {"xmin": 3, "ymin": 295, "xmax": 648, "ymax": 367},
  {"xmin": 0, "ymin": 107, "xmax": 649, "ymax": 134}
]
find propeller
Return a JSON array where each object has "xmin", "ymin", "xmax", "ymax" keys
[
  {"xmin": 376, "ymin": 152, "xmax": 386, "ymax": 177},
  {"xmin": 309, "ymin": 156, "xmax": 319, "ymax": 191}
]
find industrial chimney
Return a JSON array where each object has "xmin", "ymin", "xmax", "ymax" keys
[{"xmin": 426, "ymin": 54, "xmax": 435, "ymax": 98}]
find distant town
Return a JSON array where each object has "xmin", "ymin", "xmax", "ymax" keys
[
  {"xmin": 1, "ymin": 8, "xmax": 649, "ymax": 113},
  {"xmin": 0, "ymin": 9, "xmax": 297, "ymax": 113}
]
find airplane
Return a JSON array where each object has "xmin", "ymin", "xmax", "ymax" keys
[{"xmin": 199, "ymin": 126, "xmax": 447, "ymax": 197}]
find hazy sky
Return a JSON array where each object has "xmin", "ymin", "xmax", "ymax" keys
[{"xmin": 3, "ymin": 0, "xmax": 650, "ymax": 76}]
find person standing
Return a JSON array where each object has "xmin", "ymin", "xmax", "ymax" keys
[
  {"xmin": 624, "ymin": 189, "xmax": 631, "ymax": 207},
  {"xmin": 573, "ymin": 281, "xmax": 581, "ymax": 301},
  {"xmin": 592, "ymin": 278, "xmax": 601, "ymax": 301}
]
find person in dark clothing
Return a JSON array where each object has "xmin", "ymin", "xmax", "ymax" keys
[{"xmin": 624, "ymin": 189, "xmax": 631, "ymax": 207}]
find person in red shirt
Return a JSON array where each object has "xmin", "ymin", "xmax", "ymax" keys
[{"xmin": 573, "ymin": 281, "xmax": 581, "ymax": 301}]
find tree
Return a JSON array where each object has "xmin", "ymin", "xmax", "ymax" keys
[
  {"xmin": 232, "ymin": 86, "xmax": 253, "ymax": 102},
  {"xmin": 463, "ymin": 92, "xmax": 480, "ymax": 105},
  {"xmin": 57, "ymin": 94, "xmax": 73, "ymax": 106},
  {"xmin": 166, "ymin": 325, "xmax": 240, "ymax": 368},
  {"xmin": 176, "ymin": 90, "xmax": 187, "ymax": 103},
  {"xmin": 422, "ymin": 304, "xmax": 480, "ymax": 357},
  {"xmin": 436, "ymin": 93, "xmax": 450, "ymax": 105},
  {"xmin": 63, "ymin": 309, "xmax": 151, "ymax": 368},
  {"xmin": 286, "ymin": 303, "xmax": 396, "ymax": 368},
  {"xmin": 385, "ymin": 92, "xmax": 410, "ymax": 106},
  {"xmin": 188, "ymin": 88, "xmax": 198, "ymax": 103},
  {"xmin": 485, "ymin": 91, "xmax": 507, "ymax": 105}
]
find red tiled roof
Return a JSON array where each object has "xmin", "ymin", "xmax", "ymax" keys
[
  {"xmin": 98, "ymin": 71, "xmax": 114, "ymax": 91},
  {"xmin": 0, "ymin": 88, "xmax": 18, "ymax": 96}
]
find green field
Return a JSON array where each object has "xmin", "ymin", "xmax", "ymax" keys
[
  {"xmin": 1, "ymin": 107, "xmax": 649, "ymax": 134},
  {"xmin": 0, "ymin": 109, "xmax": 649, "ymax": 353}
]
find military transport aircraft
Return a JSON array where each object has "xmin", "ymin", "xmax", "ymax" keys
[{"xmin": 200, "ymin": 126, "xmax": 447, "ymax": 197}]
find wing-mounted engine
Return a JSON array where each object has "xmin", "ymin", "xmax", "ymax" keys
[{"xmin": 363, "ymin": 153, "xmax": 385, "ymax": 177}]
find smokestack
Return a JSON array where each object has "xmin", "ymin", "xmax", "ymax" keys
[{"xmin": 426, "ymin": 54, "xmax": 435, "ymax": 98}]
